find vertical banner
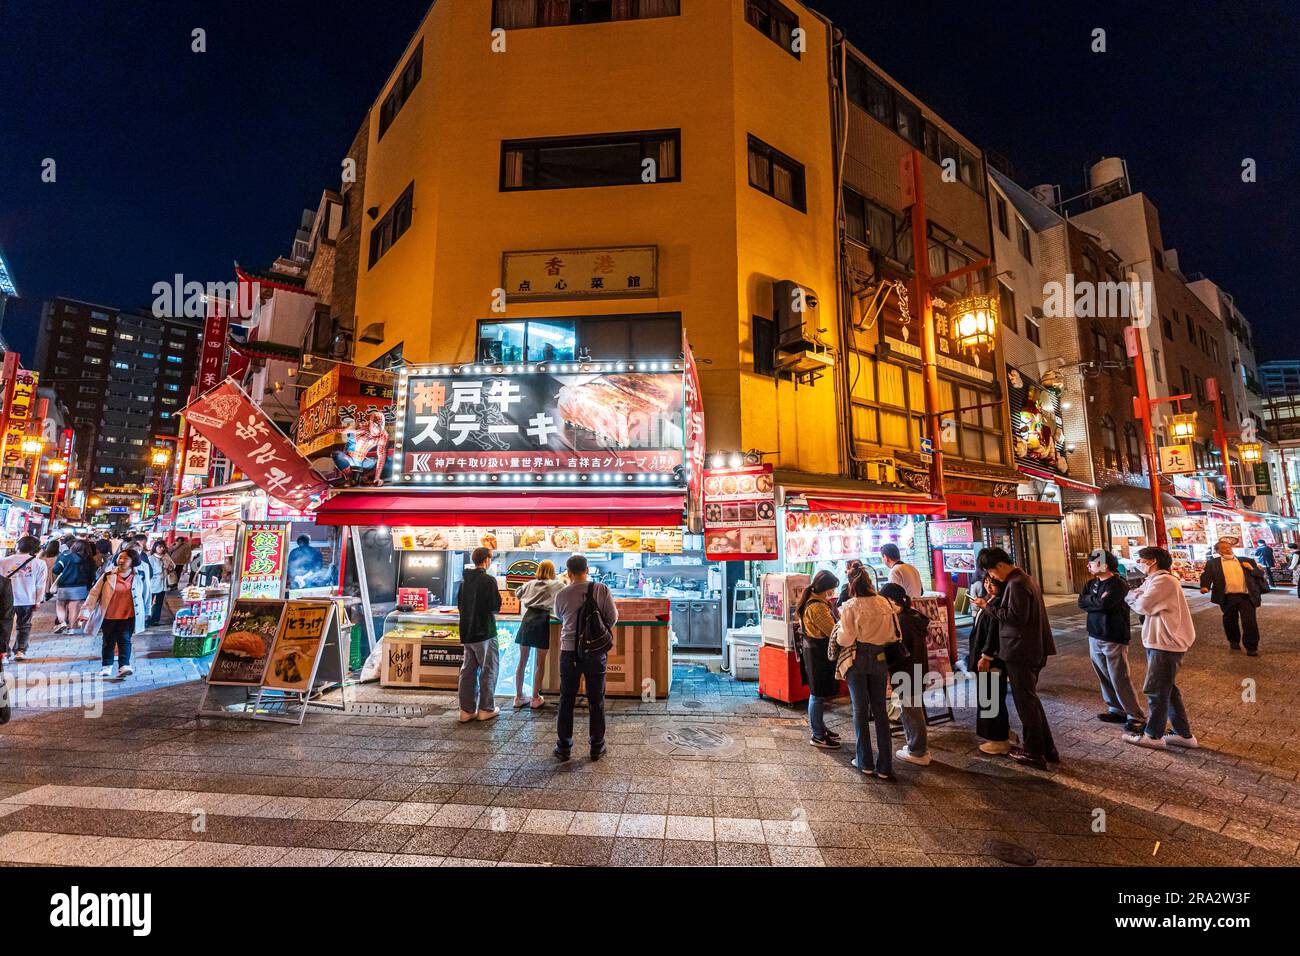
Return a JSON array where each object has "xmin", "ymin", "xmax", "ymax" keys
[
  {"xmin": 683, "ymin": 333, "xmax": 706, "ymax": 533},
  {"xmin": 237, "ymin": 522, "xmax": 290, "ymax": 599},
  {"xmin": 197, "ymin": 305, "xmax": 230, "ymax": 396},
  {"xmin": 2, "ymin": 369, "xmax": 38, "ymax": 468}
]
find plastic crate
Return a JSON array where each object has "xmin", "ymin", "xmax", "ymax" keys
[{"xmin": 172, "ymin": 634, "xmax": 219, "ymax": 658}]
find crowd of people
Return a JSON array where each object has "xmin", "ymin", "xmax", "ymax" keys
[{"xmin": 0, "ymin": 530, "xmax": 202, "ymax": 679}]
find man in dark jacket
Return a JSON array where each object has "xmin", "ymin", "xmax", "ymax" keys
[
  {"xmin": 1253, "ymin": 542, "xmax": 1275, "ymax": 587},
  {"xmin": 971, "ymin": 547, "xmax": 1058, "ymax": 770},
  {"xmin": 880, "ymin": 583, "xmax": 930, "ymax": 767},
  {"xmin": 1078, "ymin": 549, "xmax": 1144, "ymax": 732},
  {"xmin": 1199, "ymin": 538, "xmax": 1267, "ymax": 656},
  {"xmin": 456, "ymin": 547, "xmax": 502, "ymax": 722}
]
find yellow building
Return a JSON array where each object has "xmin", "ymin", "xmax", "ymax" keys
[{"xmin": 350, "ymin": 0, "xmax": 843, "ymax": 478}]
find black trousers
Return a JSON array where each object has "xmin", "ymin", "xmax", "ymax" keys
[
  {"xmin": 557, "ymin": 649, "xmax": 607, "ymax": 751},
  {"xmin": 975, "ymin": 663, "xmax": 1010, "ymax": 742},
  {"xmin": 1004, "ymin": 660, "xmax": 1056, "ymax": 760},
  {"xmin": 1220, "ymin": 594, "xmax": 1260, "ymax": 652}
]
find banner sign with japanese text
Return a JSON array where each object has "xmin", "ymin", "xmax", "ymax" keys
[
  {"xmin": 395, "ymin": 367, "xmax": 686, "ymax": 483},
  {"xmin": 296, "ymin": 365, "xmax": 396, "ymax": 458},
  {"xmin": 197, "ymin": 309, "xmax": 229, "ymax": 395},
  {"xmin": 184, "ymin": 379, "xmax": 328, "ymax": 510},
  {"xmin": 502, "ymin": 246, "xmax": 657, "ymax": 302},
  {"xmin": 237, "ymin": 522, "xmax": 289, "ymax": 599},
  {"xmin": 1, "ymin": 369, "xmax": 38, "ymax": 467}
]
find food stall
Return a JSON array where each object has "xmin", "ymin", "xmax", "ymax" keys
[
  {"xmin": 312, "ymin": 353, "xmax": 706, "ymax": 699},
  {"xmin": 1169, "ymin": 504, "xmax": 1270, "ymax": 585}
]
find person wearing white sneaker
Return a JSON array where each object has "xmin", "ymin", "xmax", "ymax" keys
[
  {"xmin": 117, "ymin": 665, "xmax": 134, "ymax": 679},
  {"xmin": 1124, "ymin": 547, "xmax": 1197, "ymax": 752},
  {"xmin": 80, "ymin": 549, "xmax": 149, "ymax": 683},
  {"xmin": 456, "ymin": 547, "xmax": 503, "ymax": 723},
  {"xmin": 880, "ymin": 583, "xmax": 931, "ymax": 767}
]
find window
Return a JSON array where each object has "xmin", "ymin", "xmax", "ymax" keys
[
  {"xmin": 479, "ymin": 313, "xmax": 680, "ymax": 364},
  {"xmin": 1125, "ymin": 425, "xmax": 1144, "ymax": 473},
  {"xmin": 165, "ymin": 384, "xmax": 180, "ymax": 392},
  {"xmin": 958, "ymin": 149, "xmax": 980, "ymax": 191},
  {"xmin": 1081, "ymin": 254, "xmax": 1097, "ymax": 278},
  {"xmin": 1194, "ymin": 376, "xmax": 1205, "ymax": 403},
  {"xmin": 1025, "ymin": 314, "xmax": 1041, "ymax": 346},
  {"xmin": 744, "ymin": 0, "xmax": 799, "ymax": 58},
  {"xmin": 1161, "ymin": 316, "xmax": 1173, "ymax": 339},
  {"xmin": 843, "ymin": 187, "xmax": 900, "ymax": 258},
  {"xmin": 1101, "ymin": 416, "xmax": 1119, "ymax": 469},
  {"xmin": 368, "ymin": 182, "xmax": 415, "ymax": 268},
  {"xmin": 1186, "ymin": 314, "xmax": 1195, "ymax": 341},
  {"xmin": 90, "ymin": 325, "xmax": 109, "ymax": 336},
  {"xmin": 477, "ymin": 319, "xmax": 575, "ymax": 363},
  {"xmin": 995, "ymin": 196, "xmax": 1008, "ymax": 238},
  {"xmin": 996, "ymin": 282, "xmax": 1018, "ymax": 334},
  {"xmin": 752, "ymin": 315, "xmax": 776, "ymax": 377},
  {"xmin": 1092, "ymin": 324, "xmax": 1109, "ymax": 360},
  {"xmin": 1151, "ymin": 349, "xmax": 1162, "ymax": 383},
  {"xmin": 894, "ymin": 97, "xmax": 921, "ymax": 147},
  {"xmin": 1017, "ymin": 221, "xmax": 1032, "ymax": 261},
  {"xmin": 501, "ymin": 129, "xmax": 679, "ymax": 191},
  {"xmin": 377, "ymin": 41, "xmax": 422, "ymax": 140},
  {"xmin": 165, "ymin": 355, "xmax": 183, "ymax": 364},
  {"xmin": 117, "ymin": 333, "xmax": 135, "ymax": 342},
  {"xmin": 493, "ymin": 0, "xmax": 680, "ymax": 29},
  {"xmin": 747, "ymin": 136, "xmax": 806, "ymax": 212},
  {"xmin": 112, "ymin": 361, "xmax": 130, "ymax": 370}
]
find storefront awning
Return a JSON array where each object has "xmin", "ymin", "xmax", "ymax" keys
[
  {"xmin": 1017, "ymin": 465, "xmax": 1100, "ymax": 493},
  {"xmin": 804, "ymin": 494, "xmax": 946, "ymax": 516},
  {"xmin": 312, "ymin": 491, "xmax": 686, "ymax": 528},
  {"xmin": 1098, "ymin": 485, "xmax": 1185, "ymax": 519}
]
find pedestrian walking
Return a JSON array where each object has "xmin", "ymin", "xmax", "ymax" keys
[
  {"xmin": 144, "ymin": 541, "xmax": 174, "ymax": 627},
  {"xmin": 879, "ymin": 582, "xmax": 931, "ymax": 767},
  {"xmin": 1254, "ymin": 541, "xmax": 1276, "ymax": 587},
  {"xmin": 169, "ymin": 536, "xmax": 193, "ymax": 589},
  {"xmin": 513, "ymin": 559, "xmax": 563, "ymax": 710},
  {"xmin": 880, "ymin": 542, "xmax": 923, "ymax": 598},
  {"xmin": 967, "ymin": 575, "xmax": 1016, "ymax": 754},
  {"xmin": 1199, "ymin": 538, "xmax": 1268, "ymax": 656},
  {"xmin": 835, "ymin": 569, "xmax": 901, "ymax": 780},
  {"xmin": 51, "ymin": 540, "xmax": 95, "ymax": 634},
  {"xmin": 456, "ymin": 546, "xmax": 502, "ymax": 723},
  {"xmin": 0, "ymin": 536, "xmax": 50, "ymax": 663},
  {"xmin": 552, "ymin": 554, "xmax": 618, "ymax": 762},
  {"xmin": 1123, "ymin": 547, "xmax": 1198, "ymax": 751},
  {"xmin": 1078, "ymin": 548, "xmax": 1145, "ymax": 732},
  {"xmin": 80, "ymin": 548, "xmax": 149, "ymax": 679},
  {"xmin": 796, "ymin": 570, "xmax": 842, "ymax": 750},
  {"xmin": 970, "ymin": 547, "xmax": 1058, "ymax": 770}
]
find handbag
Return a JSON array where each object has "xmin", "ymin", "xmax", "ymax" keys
[{"xmin": 575, "ymin": 583, "xmax": 613, "ymax": 658}]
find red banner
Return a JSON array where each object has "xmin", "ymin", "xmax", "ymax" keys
[
  {"xmin": 945, "ymin": 493, "xmax": 1061, "ymax": 518},
  {"xmin": 183, "ymin": 379, "xmax": 328, "ymax": 511},
  {"xmin": 198, "ymin": 307, "xmax": 229, "ymax": 395}
]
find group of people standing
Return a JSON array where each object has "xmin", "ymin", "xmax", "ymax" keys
[
  {"xmin": 455, "ymin": 547, "xmax": 618, "ymax": 762},
  {"xmin": 0, "ymin": 530, "xmax": 198, "ymax": 680}
]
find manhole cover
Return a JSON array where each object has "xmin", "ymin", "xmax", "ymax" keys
[
  {"xmin": 679, "ymin": 700, "xmax": 706, "ymax": 709},
  {"xmin": 984, "ymin": 839, "xmax": 1037, "ymax": 866},
  {"xmin": 648, "ymin": 725, "xmax": 745, "ymax": 759}
]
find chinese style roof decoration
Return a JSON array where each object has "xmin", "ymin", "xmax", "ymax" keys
[
  {"xmin": 234, "ymin": 263, "xmax": 315, "ymax": 296},
  {"xmin": 231, "ymin": 339, "xmax": 302, "ymax": 363}
]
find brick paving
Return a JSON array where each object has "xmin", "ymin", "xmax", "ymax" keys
[{"xmin": 2, "ymin": 589, "xmax": 1299, "ymax": 866}]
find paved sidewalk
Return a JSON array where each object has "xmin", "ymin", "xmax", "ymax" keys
[{"xmin": 2, "ymin": 589, "xmax": 1299, "ymax": 866}]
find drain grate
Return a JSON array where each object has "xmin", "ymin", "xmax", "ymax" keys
[{"xmin": 345, "ymin": 703, "xmax": 438, "ymax": 718}]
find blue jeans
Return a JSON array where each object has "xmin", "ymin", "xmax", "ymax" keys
[
  {"xmin": 101, "ymin": 617, "xmax": 134, "ymax": 668},
  {"xmin": 808, "ymin": 695, "xmax": 828, "ymax": 738},
  {"xmin": 845, "ymin": 647, "xmax": 892, "ymax": 775},
  {"xmin": 1143, "ymin": 648, "xmax": 1192, "ymax": 740}
]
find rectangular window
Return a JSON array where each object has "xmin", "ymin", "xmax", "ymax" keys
[
  {"xmin": 1161, "ymin": 316, "xmax": 1173, "ymax": 339},
  {"xmin": 501, "ymin": 129, "xmax": 680, "ymax": 191},
  {"xmin": 752, "ymin": 315, "xmax": 776, "ymax": 377},
  {"xmin": 1151, "ymin": 348, "xmax": 1162, "ymax": 383},
  {"xmin": 117, "ymin": 333, "xmax": 135, "ymax": 342},
  {"xmin": 894, "ymin": 97, "xmax": 921, "ymax": 147},
  {"xmin": 997, "ymin": 282, "xmax": 1018, "ymax": 334},
  {"xmin": 493, "ymin": 0, "xmax": 681, "ymax": 30},
  {"xmin": 165, "ymin": 355, "xmax": 183, "ymax": 364},
  {"xmin": 995, "ymin": 196, "xmax": 1009, "ymax": 238},
  {"xmin": 1186, "ymin": 314, "xmax": 1195, "ymax": 341},
  {"xmin": 90, "ymin": 326, "xmax": 109, "ymax": 335},
  {"xmin": 368, "ymin": 181, "xmax": 415, "ymax": 268},
  {"xmin": 842, "ymin": 187, "xmax": 899, "ymax": 258},
  {"xmin": 1025, "ymin": 314, "xmax": 1041, "ymax": 346},
  {"xmin": 747, "ymin": 136, "xmax": 806, "ymax": 212},
  {"xmin": 1017, "ymin": 221, "xmax": 1032, "ymax": 262},
  {"xmin": 958, "ymin": 149, "xmax": 981, "ymax": 192},
  {"xmin": 377, "ymin": 41, "xmax": 422, "ymax": 140},
  {"xmin": 744, "ymin": 0, "xmax": 799, "ymax": 59}
]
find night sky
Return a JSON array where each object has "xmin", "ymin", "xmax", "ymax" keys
[{"xmin": 2, "ymin": 0, "xmax": 1296, "ymax": 363}]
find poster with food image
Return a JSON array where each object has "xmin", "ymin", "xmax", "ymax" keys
[
  {"xmin": 548, "ymin": 528, "xmax": 580, "ymax": 552},
  {"xmin": 263, "ymin": 601, "xmax": 334, "ymax": 692},
  {"xmin": 580, "ymin": 528, "xmax": 616, "ymax": 552},
  {"xmin": 703, "ymin": 463, "xmax": 778, "ymax": 560},
  {"xmin": 207, "ymin": 599, "xmax": 287, "ymax": 685},
  {"xmin": 642, "ymin": 529, "xmax": 683, "ymax": 554},
  {"xmin": 942, "ymin": 547, "xmax": 977, "ymax": 573},
  {"xmin": 514, "ymin": 527, "xmax": 548, "ymax": 551}
]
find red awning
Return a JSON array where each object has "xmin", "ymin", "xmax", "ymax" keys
[
  {"xmin": 804, "ymin": 495, "xmax": 947, "ymax": 517},
  {"xmin": 1017, "ymin": 466, "xmax": 1100, "ymax": 494},
  {"xmin": 313, "ymin": 491, "xmax": 685, "ymax": 528}
]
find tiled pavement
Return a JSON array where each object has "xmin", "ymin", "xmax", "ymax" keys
[{"xmin": 2, "ymin": 590, "xmax": 1300, "ymax": 866}]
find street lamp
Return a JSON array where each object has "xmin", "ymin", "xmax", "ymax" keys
[
  {"xmin": 951, "ymin": 293, "xmax": 999, "ymax": 355},
  {"xmin": 1168, "ymin": 412, "xmax": 1198, "ymax": 442},
  {"xmin": 20, "ymin": 437, "xmax": 43, "ymax": 456},
  {"xmin": 1238, "ymin": 442, "xmax": 1263, "ymax": 465},
  {"xmin": 150, "ymin": 447, "xmax": 172, "ymax": 468},
  {"xmin": 46, "ymin": 459, "xmax": 67, "ymax": 475}
]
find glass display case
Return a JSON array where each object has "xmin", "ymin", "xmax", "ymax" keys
[{"xmin": 378, "ymin": 610, "xmax": 541, "ymax": 697}]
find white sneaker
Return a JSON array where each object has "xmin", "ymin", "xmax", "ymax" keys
[
  {"xmin": 1123, "ymin": 733, "xmax": 1166, "ymax": 750},
  {"xmin": 849, "ymin": 758, "xmax": 871, "ymax": 775},
  {"xmin": 978, "ymin": 740, "xmax": 1012, "ymax": 755},
  {"xmin": 895, "ymin": 747, "xmax": 931, "ymax": 766},
  {"xmin": 458, "ymin": 710, "xmax": 476, "ymax": 723},
  {"xmin": 1164, "ymin": 734, "xmax": 1199, "ymax": 749},
  {"xmin": 116, "ymin": 666, "xmax": 133, "ymax": 679},
  {"xmin": 476, "ymin": 707, "xmax": 500, "ymax": 722},
  {"xmin": 98, "ymin": 666, "xmax": 112, "ymax": 678}
]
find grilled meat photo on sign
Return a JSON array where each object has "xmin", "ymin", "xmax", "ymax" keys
[{"xmin": 556, "ymin": 373, "xmax": 678, "ymax": 447}]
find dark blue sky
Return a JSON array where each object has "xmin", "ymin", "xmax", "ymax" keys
[{"xmin": 2, "ymin": 0, "xmax": 1296, "ymax": 362}]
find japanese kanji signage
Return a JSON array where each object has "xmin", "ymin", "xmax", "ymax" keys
[
  {"xmin": 684, "ymin": 334, "xmax": 706, "ymax": 532},
  {"xmin": 184, "ymin": 379, "xmax": 328, "ymax": 510},
  {"xmin": 295, "ymin": 365, "xmax": 396, "ymax": 458},
  {"xmin": 262, "ymin": 601, "xmax": 335, "ymax": 692},
  {"xmin": 945, "ymin": 493, "xmax": 1062, "ymax": 518},
  {"xmin": 1159, "ymin": 444, "xmax": 1196, "ymax": 476},
  {"xmin": 197, "ymin": 308, "xmax": 229, "ymax": 395},
  {"xmin": 1, "ymin": 369, "xmax": 38, "ymax": 467},
  {"xmin": 396, "ymin": 367, "xmax": 686, "ymax": 482},
  {"xmin": 184, "ymin": 430, "xmax": 212, "ymax": 476},
  {"xmin": 502, "ymin": 246, "xmax": 657, "ymax": 302},
  {"xmin": 237, "ymin": 522, "xmax": 289, "ymax": 599}
]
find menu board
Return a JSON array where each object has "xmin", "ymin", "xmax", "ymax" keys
[
  {"xmin": 236, "ymin": 523, "xmax": 288, "ymax": 599},
  {"xmin": 928, "ymin": 520, "xmax": 973, "ymax": 547},
  {"xmin": 200, "ymin": 495, "xmax": 241, "ymax": 566},
  {"xmin": 207, "ymin": 599, "xmax": 286, "ymax": 686},
  {"xmin": 389, "ymin": 526, "xmax": 682, "ymax": 555},
  {"xmin": 263, "ymin": 601, "xmax": 334, "ymax": 692},
  {"xmin": 784, "ymin": 511, "xmax": 914, "ymax": 562},
  {"xmin": 703, "ymin": 464, "xmax": 778, "ymax": 560},
  {"xmin": 397, "ymin": 587, "xmax": 429, "ymax": 610},
  {"xmin": 1170, "ymin": 517, "xmax": 1208, "ymax": 545}
]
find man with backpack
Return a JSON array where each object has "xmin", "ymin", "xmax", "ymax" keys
[
  {"xmin": 0, "ymin": 536, "xmax": 49, "ymax": 663},
  {"xmin": 552, "ymin": 554, "xmax": 618, "ymax": 762}
]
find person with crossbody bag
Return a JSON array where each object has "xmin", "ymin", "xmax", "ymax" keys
[
  {"xmin": 551, "ymin": 554, "xmax": 619, "ymax": 762},
  {"xmin": 0, "ymin": 536, "xmax": 49, "ymax": 663},
  {"xmin": 835, "ymin": 570, "xmax": 904, "ymax": 780}
]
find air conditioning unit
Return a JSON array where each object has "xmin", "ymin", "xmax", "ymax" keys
[
  {"xmin": 359, "ymin": 321, "xmax": 385, "ymax": 344},
  {"xmin": 772, "ymin": 279, "xmax": 833, "ymax": 380}
]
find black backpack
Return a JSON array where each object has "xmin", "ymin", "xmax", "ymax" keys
[{"xmin": 575, "ymin": 583, "xmax": 614, "ymax": 658}]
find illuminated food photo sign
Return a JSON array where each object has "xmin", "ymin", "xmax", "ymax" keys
[{"xmin": 394, "ymin": 362, "xmax": 687, "ymax": 487}]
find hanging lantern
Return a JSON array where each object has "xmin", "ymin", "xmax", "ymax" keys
[
  {"xmin": 150, "ymin": 447, "xmax": 172, "ymax": 468},
  {"xmin": 46, "ymin": 459, "xmax": 67, "ymax": 475},
  {"xmin": 1168, "ymin": 411, "xmax": 1198, "ymax": 441},
  {"xmin": 951, "ymin": 293, "xmax": 999, "ymax": 354},
  {"xmin": 1238, "ymin": 442, "xmax": 1262, "ymax": 465},
  {"xmin": 20, "ymin": 437, "xmax": 43, "ymax": 456}
]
